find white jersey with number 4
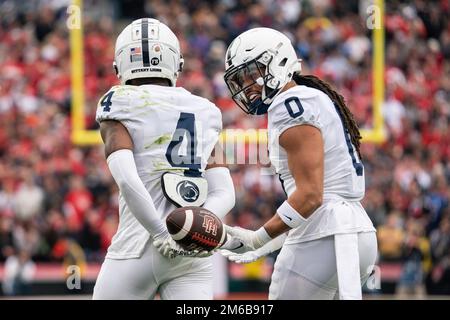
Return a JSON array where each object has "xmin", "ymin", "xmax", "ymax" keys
[
  {"xmin": 268, "ymin": 85, "xmax": 375, "ymax": 244},
  {"xmin": 96, "ymin": 84, "xmax": 222, "ymax": 259}
]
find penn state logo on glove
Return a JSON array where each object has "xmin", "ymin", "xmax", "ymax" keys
[{"xmin": 161, "ymin": 172, "xmax": 208, "ymax": 207}]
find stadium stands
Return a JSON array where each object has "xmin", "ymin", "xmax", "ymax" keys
[{"xmin": 0, "ymin": 0, "xmax": 449, "ymax": 296}]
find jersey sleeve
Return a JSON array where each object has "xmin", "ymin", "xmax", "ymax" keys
[
  {"xmin": 268, "ymin": 91, "xmax": 325, "ymax": 137},
  {"xmin": 95, "ymin": 86, "xmax": 131, "ymax": 124},
  {"xmin": 211, "ymin": 105, "xmax": 223, "ymax": 134},
  {"xmin": 202, "ymin": 103, "xmax": 223, "ymax": 168},
  {"xmin": 204, "ymin": 103, "xmax": 223, "ymax": 151}
]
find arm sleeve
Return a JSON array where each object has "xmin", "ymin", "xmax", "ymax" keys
[
  {"xmin": 202, "ymin": 167, "xmax": 235, "ymax": 220},
  {"xmin": 107, "ymin": 149, "xmax": 166, "ymax": 237}
]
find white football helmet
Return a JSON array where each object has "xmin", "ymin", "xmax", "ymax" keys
[
  {"xmin": 114, "ymin": 18, "xmax": 184, "ymax": 86},
  {"xmin": 224, "ymin": 28, "xmax": 301, "ymax": 114}
]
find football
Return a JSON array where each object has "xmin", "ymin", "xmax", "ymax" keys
[{"xmin": 166, "ymin": 206, "xmax": 227, "ymax": 251}]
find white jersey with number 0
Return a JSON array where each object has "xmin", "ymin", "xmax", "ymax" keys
[
  {"xmin": 268, "ymin": 85, "xmax": 375, "ymax": 244},
  {"xmin": 96, "ymin": 84, "xmax": 222, "ymax": 259}
]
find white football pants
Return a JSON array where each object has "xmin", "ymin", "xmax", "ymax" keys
[
  {"xmin": 93, "ymin": 240, "xmax": 213, "ymax": 300},
  {"xmin": 269, "ymin": 231, "xmax": 378, "ymax": 300}
]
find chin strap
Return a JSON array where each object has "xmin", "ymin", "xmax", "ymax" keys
[
  {"xmin": 253, "ymin": 100, "xmax": 271, "ymax": 115},
  {"xmin": 247, "ymin": 76, "xmax": 282, "ymax": 115}
]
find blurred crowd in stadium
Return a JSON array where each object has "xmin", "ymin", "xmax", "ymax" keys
[{"xmin": 0, "ymin": 0, "xmax": 449, "ymax": 296}]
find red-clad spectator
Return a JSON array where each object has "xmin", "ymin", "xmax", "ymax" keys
[
  {"xmin": 0, "ymin": 0, "xmax": 448, "ymax": 295},
  {"xmin": 63, "ymin": 176, "xmax": 93, "ymax": 232}
]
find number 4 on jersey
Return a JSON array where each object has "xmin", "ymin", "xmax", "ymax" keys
[
  {"xmin": 100, "ymin": 91, "xmax": 115, "ymax": 112},
  {"xmin": 166, "ymin": 112, "xmax": 201, "ymax": 171}
]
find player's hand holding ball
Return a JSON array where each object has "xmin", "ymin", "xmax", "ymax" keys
[
  {"xmin": 164, "ymin": 206, "xmax": 227, "ymax": 258},
  {"xmin": 162, "ymin": 206, "xmax": 272, "ymax": 259},
  {"xmin": 153, "ymin": 231, "xmax": 203, "ymax": 259}
]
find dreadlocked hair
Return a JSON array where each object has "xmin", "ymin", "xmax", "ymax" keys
[{"xmin": 292, "ymin": 73, "xmax": 362, "ymax": 159}]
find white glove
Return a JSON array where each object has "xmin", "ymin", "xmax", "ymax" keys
[
  {"xmin": 153, "ymin": 231, "xmax": 211, "ymax": 259},
  {"xmin": 219, "ymin": 225, "xmax": 272, "ymax": 254},
  {"xmin": 220, "ymin": 233, "xmax": 287, "ymax": 264},
  {"xmin": 219, "ymin": 232, "xmax": 253, "ymax": 254},
  {"xmin": 220, "ymin": 249, "xmax": 263, "ymax": 264}
]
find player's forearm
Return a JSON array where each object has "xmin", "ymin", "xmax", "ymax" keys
[
  {"xmin": 263, "ymin": 214, "xmax": 291, "ymax": 238},
  {"xmin": 203, "ymin": 167, "xmax": 235, "ymax": 220},
  {"xmin": 287, "ymin": 187, "xmax": 323, "ymax": 219},
  {"xmin": 107, "ymin": 149, "xmax": 166, "ymax": 237},
  {"xmin": 258, "ymin": 232, "xmax": 287, "ymax": 253},
  {"xmin": 263, "ymin": 188, "xmax": 322, "ymax": 238}
]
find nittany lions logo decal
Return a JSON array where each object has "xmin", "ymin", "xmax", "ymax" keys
[
  {"xmin": 202, "ymin": 215, "xmax": 218, "ymax": 236},
  {"xmin": 176, "ymin": 180, "xmax": 199, "ymax": 202},
  {"xmin": 151, "ymin": 57, "xmax": 159, "ymax": 65}
]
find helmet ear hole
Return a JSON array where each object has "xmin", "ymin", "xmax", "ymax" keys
[
  {"xmin": 179, "ymin": 55, "xmax": 184, "ymax": 73},
  {"xmin": 297, "ymin": 59, "xmax": 302, "ymax": 73},
  {"xmin": 113, "ymin": 61, "xmax": 119, "ymax": 77}
]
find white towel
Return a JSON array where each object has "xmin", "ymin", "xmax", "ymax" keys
[{"xmin": 334, "ymin": 233, "xmax": 362, "ymax": 300}]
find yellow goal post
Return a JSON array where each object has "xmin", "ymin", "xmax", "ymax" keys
[{"xmin": 70, "ymin": 0, "xmax": 385, "ymax": 146}]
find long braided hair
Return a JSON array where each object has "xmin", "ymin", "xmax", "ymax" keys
[{"xmin": 292, "ymin": 73, "xmax": 362, "ymax": 159}]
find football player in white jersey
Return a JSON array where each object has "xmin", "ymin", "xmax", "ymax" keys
[
  {"xmin": 220, "ymin": 28, "xmax": 378, "ymax": 300},
  {"xmin": 92, "ymin": 18, "xmax": 235, "ymax": 299}
]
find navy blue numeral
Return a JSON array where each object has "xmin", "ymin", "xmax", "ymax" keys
[
  {"xmin": 333, "ymin": 103, "xmax": 363, "ymax": 176},
  {"xmin": 278, "ymin": 174, "xmax": 287, "ymax": 197},
  {"xmin": 166, "ymin": 112, "xmax": 201, "ymax": 171},
  {"xmin": 100, "ymin": 91, "xmax": 114, "ymax": 112},
  {"xmin": 284, "ymin": 97, "xmax": 304, "ymax": 118}
]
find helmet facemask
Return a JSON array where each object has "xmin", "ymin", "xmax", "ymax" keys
[{"xmin": 224, "ymin": 52, "xmax": 281, "ymax": 115}]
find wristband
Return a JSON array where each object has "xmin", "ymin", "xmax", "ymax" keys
[
  {"xmin": 276, "ymin": 201, "xmax": 307, "ymax": 229},
  {"xmin": 252, "ymin": 227, "xmax": 272, "ymax": 249}
]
